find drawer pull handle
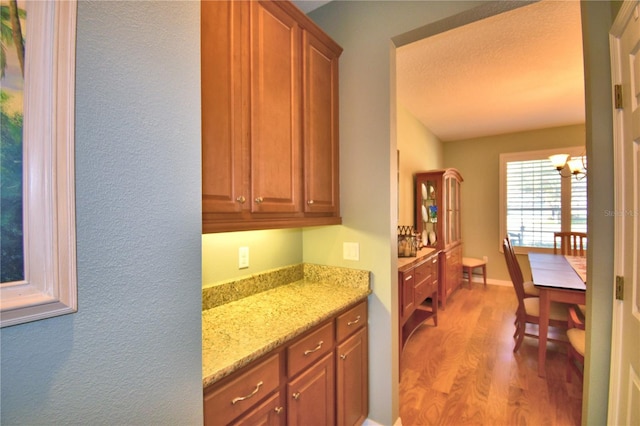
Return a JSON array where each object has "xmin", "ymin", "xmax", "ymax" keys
[
  {"xmin": 292, "ymin": 392, "xmax": 301, "ymax": 400},
  {"xmin": 307, "ymin": 199, "xmax": 314, "ymax": 205},
  {"xmin": 255, "ymin": 197, "xmax": 263, "ymax": 204},
  {"xmin": 340, "ymin": 354, "xmax": 347, "ymax": 360},
  {"xmin": 274, "ymin": 406, "xmax": 283, "ymax": 414},
  {"xmin": 347, "ymin": 316, "xmax": 361, "ymax": 326},
  {"xmin": 303, "ymin": 341, "xmax": 324, "ymax": 356},
  {"xmin": 404, "ymin": 275, "xmax": 413, "ymax": 281},
  {"xmin": 231, "ymin": 381, "xmax": 263, "ymax": 405}
]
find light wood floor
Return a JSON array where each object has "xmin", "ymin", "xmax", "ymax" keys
[{"xmin": 399, "ymin": 282, "xmax": 583, "ymax": 426}]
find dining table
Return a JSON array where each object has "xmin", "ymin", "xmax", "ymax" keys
[{"xmin": 528, "ymin": 252, "xmax": 587, "ymax": 377}]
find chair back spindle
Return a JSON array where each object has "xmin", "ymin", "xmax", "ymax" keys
[{"xmin": 553, "ymin": 232, "xmax": 587, "ymax": 256}]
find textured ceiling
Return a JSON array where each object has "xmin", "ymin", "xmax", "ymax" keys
[
  {"xmin": 294, "ymin": 0, "xmax": 585, "ymax": 142},
  {"xmin": 397, "ymin": 0, "xmax": 585, "ymax": 141}
]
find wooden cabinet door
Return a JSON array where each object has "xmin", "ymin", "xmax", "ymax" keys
[
  {"xmin": 249, "ymin": 1, "xmax": 302, "ymax": 214},
  {"xmin": 201, "ymin": 0, "xmax": 249, "ymax": 215},
  {"xmin": 232, "ymin": 392, "xmax": 285, "ymax": 426},
  {"xmin": 302, "ymin": 29, "xmax": 340, "ymax": 215},
  {"xmin": 287, "ymin": 353, "xmax": 335, "ymax": 426},
  {"xmin": 336, "ymin": 327, "xmax": 368, "ymax": 426}
]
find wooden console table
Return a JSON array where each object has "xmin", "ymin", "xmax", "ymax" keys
[{"xmin": 398, "ymin": 248, "xmax": 439, "ymax": 358}]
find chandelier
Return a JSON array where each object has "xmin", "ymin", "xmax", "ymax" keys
[{"xmin": 549, "ymin": 154, "xmax": 586, "ymax": 180}]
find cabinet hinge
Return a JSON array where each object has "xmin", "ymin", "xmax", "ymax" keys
[
  {"xmin": 614, "ymin": 84, "xmax": 623, "ymax": 109},
  {"xmin": 615, "ymin": 275, "xmax": 624, "ymax": 301}
]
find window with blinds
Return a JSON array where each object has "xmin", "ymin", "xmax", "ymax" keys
[{"xmin": 500, "ymin": 149, "xmax": 587, "ymax": 250}]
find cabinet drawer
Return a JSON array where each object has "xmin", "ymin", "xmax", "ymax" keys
[
  {"xmin": 414, "ymin": 278, "xmax": 427, "ymax": 305},
  {"xmin": 231, "ymin": 391, "xmax": 285, "ymax": 426},
  {"xmin": 336, "ymin": 301, "xmax": 367, "ymax": 341},
  {"xmin": 424, "ymin": 279, "xmax": 438, "ymax": 298},
  {"xmin": 287, "ymin": 321, "xmax": 334, "ymax": 377},
  {"xmin": 204, "ymin": 353, "xmax": 281, "ymax": 426},
  {"xmin": 414, "ymin": 260, "xmax": 431, "ymax": 286}
]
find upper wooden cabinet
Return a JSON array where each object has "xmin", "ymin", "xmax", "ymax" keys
[
  {"xmin": 201, "ymin": 0, "xmax": 342, "ymax": 233},
  {"xmin": 303, "ymin": 28, "xmax": 340, "ymax": 215}
]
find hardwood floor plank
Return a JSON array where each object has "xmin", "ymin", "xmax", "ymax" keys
[{"xmin": 400, "ymin": 283, "xmax": 583, "ymax": 426}]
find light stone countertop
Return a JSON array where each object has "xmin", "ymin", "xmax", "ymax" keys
[
  {"xmin": 202, "ymin": 276, "xmax": 370, "ymax": 388},
  {"xmin": 398, "ymin": 247, "xmax": 438, "ymax": 272}
]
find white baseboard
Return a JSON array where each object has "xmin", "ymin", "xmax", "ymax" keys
[{"xmin": 466, "ymin": 277, "xmax": 512, "ymax": 287}]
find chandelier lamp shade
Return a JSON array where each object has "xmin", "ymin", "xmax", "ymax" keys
[{"xmin": 549, "ymin": 153, "xmax": 586, "ymax": 179}]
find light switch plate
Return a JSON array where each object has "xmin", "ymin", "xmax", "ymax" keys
[
  {"xmin": 238, "ymin": 246, "xmax": 249, "ymax": 269},
  {"xmin": 343, "ymin": 242, "xmax": 360, "ymax": 261}
]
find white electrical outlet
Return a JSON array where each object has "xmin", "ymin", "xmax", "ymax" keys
[
  {"xmin": 343, "ymin": 242, "xmax": 360, "ymax": 261},
  {"xmin": 239, "ymin": 246, "xmax": 249, "ymax": 269}
]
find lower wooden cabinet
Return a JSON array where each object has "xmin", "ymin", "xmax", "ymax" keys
[
  {"xmin": 204, "ymin": 353, "xmax": 282, "ymax": 425},
  {"xmin": 232, "ymin": 392, "xmax": 285, "ymax": 426},
  {"xmin": 204, "ymin": 300, "xmax": 368, "ymax": 426},
  {"xmin": 336, "ymin": 327, "xmax": 368, "ymax": 426},
  {"xmin": 398, "ymin": 250, "xmax": 438, "ymax": 355},
  {"xmin": 439, "ymin": 242, "xmax": 463, "ymax": 309},
  {"xmin": 287, "ymin": 353, "xmax": 335, "ymax": 426}
]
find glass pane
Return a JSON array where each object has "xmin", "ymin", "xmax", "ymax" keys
[
  {"xmin": 1, "ymin": 0, "xmax": 26, "ymax": 283},
  {"xmin": 418, "ymin": 178, "xmax": 438, "ymax": 246}
]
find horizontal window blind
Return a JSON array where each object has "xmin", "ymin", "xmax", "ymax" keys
[
  {"xmin": 505, "ymin": 155, "xmax": 586, "ymax": 249},
  {"xmin": 506, "ymin": 159, "xmax": 561, "ymax": 248}
]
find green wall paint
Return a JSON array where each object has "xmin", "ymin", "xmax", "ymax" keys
[
  {"xmin": 444, "ymin": 124, "xmax": 586, "ymax": 282},
  {"xmin": 307, "ymin": 1, "xmax": 492, "ymax": 424},
  {"xmin": 397, "ymin": 104, "xmax": 444, "ymax": 226},
  {"xmin": 309, "ymin": 1, "xmax": 615, "ymax": 424},
  {"xmin": 202, "ymin": 229, "xmax": 303, "ymax": 285}
]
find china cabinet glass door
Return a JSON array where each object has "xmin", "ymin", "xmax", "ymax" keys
[{"xmin": 417, "ymin": 177, "xmax": 438, "ymax": 247}]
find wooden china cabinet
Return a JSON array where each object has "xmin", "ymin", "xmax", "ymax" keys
[
  {"xmin": 415, "ymin": 169, "xmax": 463, "ymax": 309},
  {"xmin": 201, "ymin": 0, "xmax": 342, "ymax": 233}
]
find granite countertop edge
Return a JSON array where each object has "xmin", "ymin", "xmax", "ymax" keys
[{"xmin": 202, "ymin": 279, "xmax": 371, "ymax": 389}]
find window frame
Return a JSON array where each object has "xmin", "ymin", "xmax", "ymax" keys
[
  {"xmin": 0, "ymin": 1, "xmax": 77, "ymax": 327},
  {"xmin": 499, "ymin": 146, "xmax": 585, "ymax": 255}
]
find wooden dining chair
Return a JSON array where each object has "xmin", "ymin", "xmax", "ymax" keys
[
  {"xmin": 502, "ymin": 238, "xmax": 569, "ymax": 352},
  {"xmin": 553, "ymin": 232, "xmax": 587, "ymax": 256},
  {"xmin": 504, "ymin": 235, "xmax": 539, "ymax": 298},
  {"xmin": 567, "ymin": 305, "xmax": 586, "ymax": 383}
]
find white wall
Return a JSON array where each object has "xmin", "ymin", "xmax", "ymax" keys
[{"xmin": 0, "ymin": 2, "xmax": 203, "ymax": 423}]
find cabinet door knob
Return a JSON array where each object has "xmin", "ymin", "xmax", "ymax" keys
[
  {"xmin": 340, "ymin": 354, "xmax": 347, "ymax": 360},
  {"xmin": 292, "ymin": 392, "xmax": 301, "ymax": 400},
  {"xmin": 236, "ymin": 196, "xmax": 246, "ymax": 204},
  {"xmin": 274, "ymin": 406, "xmax": 283, "ymax": 414},
  {"xmin": 307, "ymin": 199, "xmax": 314, "ymax": 205},
  {"xmin": 255, "ymin": 197, "xmax": 263, "ymax": 204}
]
